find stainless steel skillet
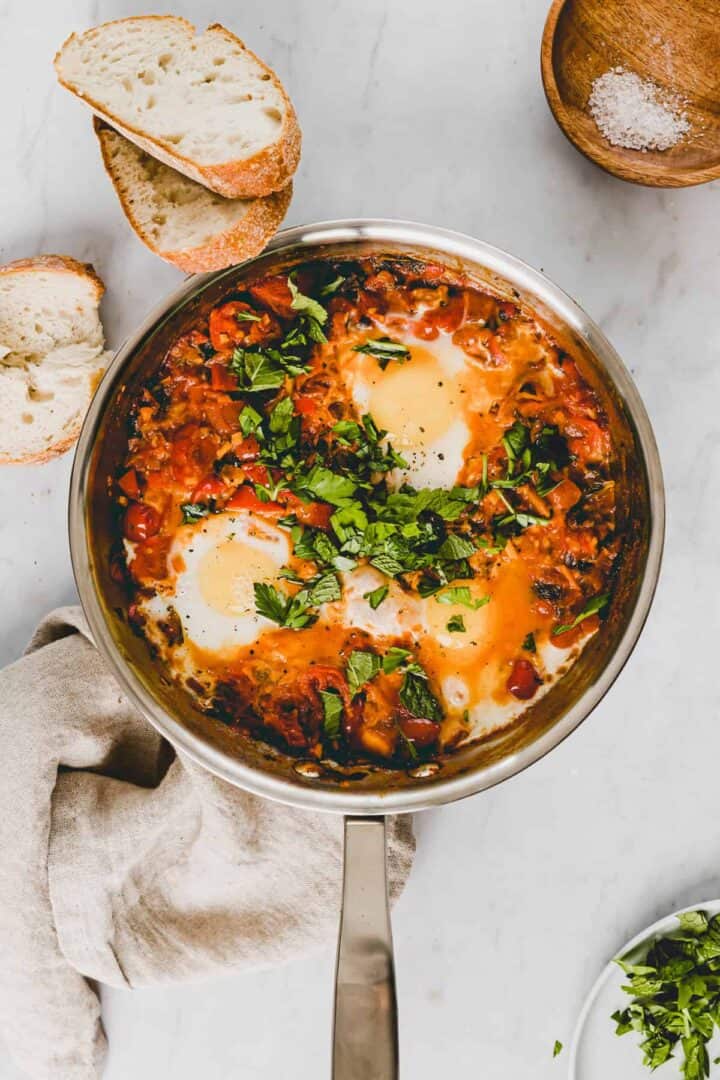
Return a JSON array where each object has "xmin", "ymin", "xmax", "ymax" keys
[{"xmin": 69, "ymin": 220, "xmax": 664, "ymax": 1078}]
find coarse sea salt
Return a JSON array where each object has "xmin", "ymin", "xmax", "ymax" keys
[{"xmin": 588, "ymin": 66, "xmax": 690, "ymax": 152}]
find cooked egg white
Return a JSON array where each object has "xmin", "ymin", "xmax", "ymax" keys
[
  {"xmin": 344, "ymin": 332, "xmax": 472, "ymax": 490},
  {"xmin": 156, "ymin": 512, "xmax": 291, "ymax": 654}
]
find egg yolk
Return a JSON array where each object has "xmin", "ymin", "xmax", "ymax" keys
[
  {"xmin": 363, "ymin": 343, "xmax": 465, "ymax": 450},
  {"xmin": 198, "ymin": 540, "xmax": 279, "ymax": 617}
]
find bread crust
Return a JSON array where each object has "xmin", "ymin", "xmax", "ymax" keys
[
  {"xmin": 0, "ymin": 256, "xmax": 107, "ymax": 466},
  {"xmin": 55, "ymin": 16, "xmax": 302, "ymax": 199},
  {"xmin": 94, "ymin": 119, "xmax": 292, "ymax": 272}
]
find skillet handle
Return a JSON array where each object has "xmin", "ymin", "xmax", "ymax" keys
[{"xmin": 332, "ymin": 815, "xmax": 398, "ymax": 1080}]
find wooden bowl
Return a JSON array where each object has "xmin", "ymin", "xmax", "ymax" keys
[{"xmin": 541, "ymin": 0, "xmax": 720, "ymax": 187}]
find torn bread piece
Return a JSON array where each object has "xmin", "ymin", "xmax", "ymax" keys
[{"xmin": 0, "ymin": 256, "xmax": 111, "ymax": 464}]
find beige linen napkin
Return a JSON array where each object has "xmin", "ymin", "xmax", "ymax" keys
[{"xmin": 0, "ymin": 607, "xmax": 414, "ymax": 1080}]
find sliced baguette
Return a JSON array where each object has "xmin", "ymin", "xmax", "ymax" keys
[
  {"xmin": 94, "ymin": 119, "xmax": 291, "ymax": 273},
  {"xmin": 55, "ymin": 15, "xmax": 301, "ymax": 198},
  {"xmin": 0, "ymin": 256, "xmax": 110, "ymax": 465}
]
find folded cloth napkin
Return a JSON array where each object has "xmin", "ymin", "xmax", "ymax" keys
[{"xmin": 0, "ymin": 607, "xmax": 414, "ymax": 1080}]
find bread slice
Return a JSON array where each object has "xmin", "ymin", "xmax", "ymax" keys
[
  {"xmin": 0, "ymin": 256, "xmax": 110, "ymax": 465},
  {"xmin": 94, "ymin": 119, "xmax": 291, "ymax": 273},
  {"xmin": 55, "ymin": 16, "xmax": 301, "ymax": 198}
]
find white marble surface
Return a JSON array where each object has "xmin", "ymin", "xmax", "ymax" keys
[{"xmin": 1, "ymin": 0, "xmax": 719, "ymax": 1077}]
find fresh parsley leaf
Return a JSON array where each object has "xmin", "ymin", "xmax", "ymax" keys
[
  {"xmin": 553, "ymin": 593, "xmax": 610, "ymax": 636},
  {"xmin": 319, "ymin": 689, "xmax": 343, "ymax": 739},
  {"xmin": 522, "ymin": 632, "xmax": 537, "ymax": 653},
  {"xmin": 287, "ymin": 274, "xmax": 328, "ymax": 326},
  {"xmin": 552, "ymin": 1041, "xmax": 563, "ymax": 1058},
  {"xmin": 253, "ymin": 582, "xmax": 290, "ymax": 624},
  {"xmin": 399, "ymin": 668, "xmax": 443, "ymax": 722},
  {"xmin": 446, "ymin": 614, "xmax": 466, "ymax": 633},
  {"xmin": 435, "ymin": 587, "xmax": 490, "ymax": 610},
  {"xmin": 346, "ymin": 650, "xmax": 382, "ymax": 697},
  {"xmin": 253, "ymin": 583, "xmax": 317, "ymax": 630},
  {"xmin": 181, "ymin": 502, "xmax": 209, "ymax": 524},
  {"xmin": 353, "ymin": 336, "xmax": 411, "ymax": 369},
  {"xmin": 239, "ymin": 404, "xmax": 263, "ymax": 437},
  {"xmin": 364, "ymin": 584, "xmax": 389, "ymax": 610}
]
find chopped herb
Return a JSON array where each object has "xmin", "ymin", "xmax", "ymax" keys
[
  {"xmin": 353, "ymin": 336, "xmax": 411, "ymax": 369},
  {"xmin": 320, "ymin": 274, "xmax": 345, "ymax": 296},
  {"xmin": 435, "ymin": 587, "xmax": 490, "ymax": 610},
  {"xmin": 382, "ymin": 647, "xmax": 412, "ymax": 674},
  {"xmin": 236, "ymin": 310, "xmax": 261, "ymax": 322},
  {"xmin": 399, "ymin": 666, "xmax": 443, "ymax": 722},
  {"xmin": 319, "ymin": 689, "xmax": 343, "ymax": 739},
  {"xmin": 447, "ymin": 614, "xmax": 466, "ymax": 633},
  {"xmin": 287, "ymin": 274, "xmax": 328, "ymax": 333},
  {"xmin": 553, "ymin": 593, "xmax": 610, "ymax": 636},
  {"xmin": 437, "ymin": 534, "xmax": 476, "ymax": 560},
  {"xmin": 253, "ymin": 582, "xmax": 317, "ymax": 630},
  {"xmin": 308, "ymin": 572, "xmax": 342, "ymax": 605},
  {"xmin": 268, "ymin": 395, "xmax": 295, "ymax": 434},
  {"xmin": 552, "ymin": 1041, "xmax": 563, "ymax": 1059},
  {"xmin": 522, "ymin": 632, "xmax": 537, "ymax": 653},
  {"xmin": 230, "ymin": 348, "xmax": 286, "ymax": 392},
  {"xmin": 397, "ymin": 727, "xmax": 419, "ymax": 760},
  {"xmin": 612, "ymin": 910, "xmax": 720, "ymax": 1077},
  {"xmin": 180, "ymin": 502, "xmax": 209, "ymax": 524},
  {"xmin": 346, "ymin": 650, "xmax": 382, "ymax": 697},
  {"xmin": 239, "ymin": 404, "xmax": 263, "ymax": 437},
  {"xmin": 364, "ymin": 584, "xmax": 389, "ymax": 610},
  {"xmin": 296, "ymin": 465, "xmax": 357, "ymax": 506}
]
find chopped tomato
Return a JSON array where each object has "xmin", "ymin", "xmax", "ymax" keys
[
  {"xmin": 226, "ymin": 486, "xmax": 283, "ymax": 513},
  {"xmin": 170, "ymin": 424, "xmax": 219, "ymax": 484},
  {"xmin": 283, "ymin": 494, "xmax": 333, "ymax": 529},
  {"xmin": 191, "ymin": 475, "xmax": 226, "ymax": 503},
  {"xmin": 248, "ymin": 277, "xmax": 296, "ymax": 319},
  {"xmin": 241, "ymin": 461, "xmax": 270, "ymax": 485},
  {"xmin": 398, "ymin": 714, "xmax": 440, "ymax": 747},
  {"xmin": 118, "ymin": 469, "xmax": 141, "ymax": 500},
  {"xmin": 209, "ymin": 363, "xmax": 238, "ymax": 391},
  {"xmin": 233, "ymin": 436, "xmax": 262, "ymax": 462},
  {"xmin": 124, "ymin": 503, "xmax": 161, "ymax": 543},
  {"xmin": 208, "ymin": 300, "xmax": 281, "ymax": 351},
  {"xmin": 293, "ymin": 394, "xmax": 320, "ymax": 416},
  {"xmin": 507, "ymin": 658, "xmax": 541, "ymax": 700}
]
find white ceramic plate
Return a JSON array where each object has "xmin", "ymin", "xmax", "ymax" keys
[{"xmin": 569, "ymin": 900, "xmax": 720, "ymax": 1079}]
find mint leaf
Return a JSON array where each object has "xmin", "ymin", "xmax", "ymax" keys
[
  {"xmin": 399, "ymin": 667, "xmax": 443, "ymax": 721},
  {"xmin": 235, "ymin": 310, "xmax": 261, "ymax": 322},
  {"xmin": 319, "ymin": 274, "xmax": 345, "ymax": 297},
  {"xmin": 287, "ymin": 274, "xmax": 328, "ymax": 326},
  {"xmin": 446, "ymin": 614, "xmax": 466, "ymax": 633},
  {"xmin": 308, "ymin": 572, "xmax": 341, "ymax": 605},
  {"xmin": 437, "ymin": 534, "xmax": 476, "ymax": 560},
  {"xmin": 319, "ymin": 689, "xmax": 343, "ymax": 739},
  {"xmin": 522, "ymin": 632, "xmax": 536, "ymax": 653},
  {"xmin": 298, "ymin": 465, "xmax": 357, "ymax": 506},
  {"xmin": 346, "ymin": 650, "xmax": 382, "ymax": 697},
  {"xmin": 552, "ymin": 1041, "xmax": 563, "ymax": 1058}
]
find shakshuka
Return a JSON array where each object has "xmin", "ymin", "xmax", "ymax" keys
[{"xmin": 112, "ymin": 256, "xmax": 620, "ymax": 767}]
